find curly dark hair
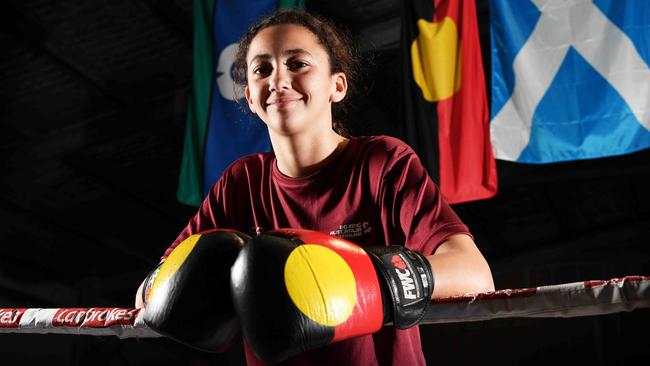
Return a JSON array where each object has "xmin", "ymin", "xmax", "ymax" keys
[{"xmin": 232, "ymin": 10, "xmax": 360, "ymax": 137}]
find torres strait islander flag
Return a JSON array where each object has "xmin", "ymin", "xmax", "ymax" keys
[
  {"xmin": 177, "ymin": 0, "xmax": 303, "ymax": 206},
  {"xmin": 490, "ymin": 0, "xmax": 650, "ymax": 163},
  {"xmin": 402, "ymin": 0, "xmax": 497, "ymax": 204}
]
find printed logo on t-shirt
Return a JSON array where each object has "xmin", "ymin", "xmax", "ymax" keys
[{"xmin": 329, "ymin": 222, "xmax": 372, "ymax": 239}]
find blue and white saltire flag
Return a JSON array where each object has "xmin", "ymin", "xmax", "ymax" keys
[{"xmin": 490, "ymin": 0, "xmax": 650, "ymax": 163}]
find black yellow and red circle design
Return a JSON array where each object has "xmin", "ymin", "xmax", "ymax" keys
[{"xmin": 231, "ymin": 229, "xmax": 384, "ymax": 363}]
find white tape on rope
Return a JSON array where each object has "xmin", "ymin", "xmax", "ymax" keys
[
  {"xmin": 0, "ymin": 307, "xmax": 160, "ymax": 338},
  {"xmin": 0, "ymin": 277, "xmax": 648, "ymax": 338}
]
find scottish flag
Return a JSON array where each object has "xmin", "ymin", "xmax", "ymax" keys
[{"xmin": 490, "ymin": 0, "xmax": 650, "ymax": 163}]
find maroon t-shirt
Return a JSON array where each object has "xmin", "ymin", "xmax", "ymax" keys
[{"xmin": 164, "ymin": 135, "xmax": 470, "ymax": 366}]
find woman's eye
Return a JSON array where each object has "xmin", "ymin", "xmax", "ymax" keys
[
  {"xmin": 253, "ymin": 65, "xmax": 271, "ymax": 75},
  {"xmin": 287, "ymin": 61, "xmax": 308, "ymax": 70}
]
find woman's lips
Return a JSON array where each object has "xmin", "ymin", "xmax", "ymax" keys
[{"xmin": 267, "ymin": 97, "xmax": 302, "ymax": 108}]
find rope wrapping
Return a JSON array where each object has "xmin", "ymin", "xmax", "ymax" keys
[
  {"xmin": 1, "ymin": 276, "xmax": 648, "ymax": 337},
  {"xmin": 420, "ymin": 276, "xmax": 650, "ymax": 324},
  {"xmin": 0, "ymin": 307, "xmax": 159, "ymax": 338}
]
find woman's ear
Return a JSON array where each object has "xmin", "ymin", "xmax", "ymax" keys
[
  {"xmin": 330, "ymin": 72, "xmax": 348, "ymax": 103},
  {"xmin": 245, "ymin": 86, "xmax": 256, "ymax": 114}
]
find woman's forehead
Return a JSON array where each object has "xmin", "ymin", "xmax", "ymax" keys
[{"xmin": 247, "ymin": 24, "xmax": 325, "ymax": 61}]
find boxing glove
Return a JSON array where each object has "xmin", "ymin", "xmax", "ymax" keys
[
  {"xmin": 230, "ymin": 228, "xmax": 433, "ymax": 363},
  {"xmin": 143, "ymin": 229, "xmax": 250, "ymax": 352}
]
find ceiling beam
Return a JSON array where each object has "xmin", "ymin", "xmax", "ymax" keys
[{"xmin": 0, "ymin": 2, "xmax": 127, "ymax": 108}]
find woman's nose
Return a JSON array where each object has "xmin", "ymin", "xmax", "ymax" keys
[{"xmin": 269, "ymin": 67, "xmax": 290, "ymax": 91}]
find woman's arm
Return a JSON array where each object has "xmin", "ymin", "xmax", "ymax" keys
[{"xmin": 426, "ymin": 234, "xmax": 495, "ymax": 299}]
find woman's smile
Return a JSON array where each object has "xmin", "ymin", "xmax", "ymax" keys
[{"xmin": 266, "ymin": 95, "xmax": 303, "ymax": 109}]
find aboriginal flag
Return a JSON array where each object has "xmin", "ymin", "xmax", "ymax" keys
[
  {"xmin": 177, "ymin": 0, "xmax": 304, "ymax": 206},
  {"xmin": 402, "ymin": 0, "xmax": 497, "ymax": 203}
]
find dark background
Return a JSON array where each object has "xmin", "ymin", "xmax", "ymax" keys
[{"xmin": 1, "ymin": 0, "xmax": 648, "ymax": 364}]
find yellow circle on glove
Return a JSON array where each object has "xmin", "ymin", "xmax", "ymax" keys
[
  {"xmin": 147, "ymin": 234, "xmax": 201, "ymax": 302},
  {"xmin": 284, "ymin": 245, "xmax": 357, "ymax": 326}
]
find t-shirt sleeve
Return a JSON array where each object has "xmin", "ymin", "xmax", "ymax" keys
[
  {"xmin": 160, "ymin": 169, "xmax": 235, "ymax": 261},
  {"xmin": 378, "ymin": 140, "xmax": 471, "ymax": 256}
]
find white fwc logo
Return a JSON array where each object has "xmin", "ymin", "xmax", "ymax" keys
[
  {"xmin": 491, "ymin": 0, "xmax": 650, "ymax": 160},
  {"xmin": 396, "ymin": 268, "xmax": 417, "ymax": 300}
]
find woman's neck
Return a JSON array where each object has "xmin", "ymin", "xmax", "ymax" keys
[{"xmin": 271, "ymin": 129, "xmax": 349, "ymax": 178}]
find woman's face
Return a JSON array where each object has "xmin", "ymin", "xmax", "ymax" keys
[{"xmin": 245, "ymin": 24, "xmax": 347, "ymax": 137}]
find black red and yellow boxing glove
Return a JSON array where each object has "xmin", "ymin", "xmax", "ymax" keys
[
  {"xmin": 142, "ymin": 229, "xmax": 249, "ymax": 352},
  {"xmin": 230, "ymin": 228, "xmax": 434, "ymax": 363}
]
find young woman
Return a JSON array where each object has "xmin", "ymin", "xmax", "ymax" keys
[{"xmin": 138, "ymin": 10, "xmax": 494, "ymax": 366}]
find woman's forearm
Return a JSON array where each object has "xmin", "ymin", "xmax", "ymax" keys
[{"xmin": 426, "ymin": 234, "xmax": 495, "ymax": 299}]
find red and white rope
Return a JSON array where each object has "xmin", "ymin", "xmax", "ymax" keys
[
  {"xmin": 0, "ymin": 307, "xmax": 159, "ymax": 338},
  {"xmin": 0, "ymin": 276, "xmax": 648, "ymax": 337}
]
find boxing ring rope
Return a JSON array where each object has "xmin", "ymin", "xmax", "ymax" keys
[
  {"xmin": 1, "ymin": 276, "xmax": 648, "ymax": 338},
  {"xmin": 0, "ymin": 308, "xmax": 157, "ymax": 338},
  {"xmin": 420, "ymin": 275, "xmax": 650, "ymax": 324}
]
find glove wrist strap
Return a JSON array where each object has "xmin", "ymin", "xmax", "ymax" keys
[{"xmin": 366, "ymin": 246, "xmax": 434, "ymax": 328}]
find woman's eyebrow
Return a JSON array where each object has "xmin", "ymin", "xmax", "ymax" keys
[
  {"xmin": 283, "ymin": 48, "xmax": 312, "ymax": 58},
  {"xmin": 249, "ymin": 48, "xmax": 313, "ymax": 65},
  {"xmin": 249, "ymin": 54, "xmax": 271, "ymax": 65}
]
